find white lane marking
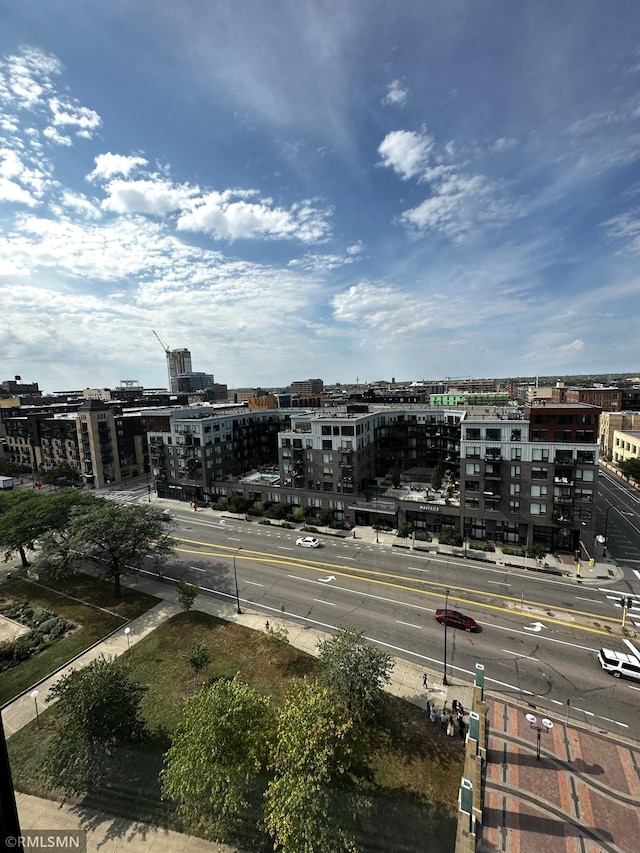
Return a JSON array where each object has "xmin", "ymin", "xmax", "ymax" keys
[
  {"xmin": 396, "ymin": 620, "xmax": 421, "ymax": 629},
  {"xmin": 488, "ymin": 580, "xmax": 511, "ymax": 585},
  {"xmin": 188, "ymin": 565, "xmax": 206, "ymax": 573},
  {"xmin": 227, "ymin": 537, "xmax": 242, "ymax": 542},
  {"xmin": 550, "ymin": 699, "xmax": 563, "ymax": 705},
  {"xmin": 245, "ymin": 580, "xmax": 263, "ymax": 587},
  {"xmin": 502, "ymin": 650, "xmax": 539, "ymax": 661},
  {"xmin": 278, "ymin": 546, "xmax": 294, "ymax": 551},
  {"xmin": 634, "ymin": 570, "xmax": 640, "ymax": 581},
  {"xmin": 597, "ymin": 716, "xmax": 629, "ymax": 727},
  {"xmin": 573, "ymin": 707, "xmax": 595, "ymax": 716},
  {"xmin": 575, "ymin": 596, "xmax": 603, "ymax": 603},
  {"xmin": 314, "ymin": 599, "xmax": 336, "ymax": 606}
]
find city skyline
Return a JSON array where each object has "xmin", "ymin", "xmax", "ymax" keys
[{"xmin": 2, "ymin": 2, "xmax": 640, "ymax": 392}]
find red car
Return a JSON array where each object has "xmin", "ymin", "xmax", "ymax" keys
[{"xmin": 435, "ymin": 609, "xmax": 477, "ymax": 632}]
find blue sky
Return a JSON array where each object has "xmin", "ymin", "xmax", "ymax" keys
[{"xmin": 1, "ymin": 1, "xmax": 640, "ymax": 393}]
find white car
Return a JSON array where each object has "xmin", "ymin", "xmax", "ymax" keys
[{"xmin": 296, "ymin": 536, "xmax": 321, "ymax": 548}]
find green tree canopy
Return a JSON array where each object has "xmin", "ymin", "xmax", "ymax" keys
[
  {"xmin": 31, "ymin": 490, "xmax": 97, "ymax": 576},
  {"xmin": 44, "ymin": 655, "xmax": 147, "ymax": 798},
  {"xmin": 183, "ymin": 639, "xmax": 211, "ymax": 688},
  {"xmin": 41, "ymin": 462, "xmax": 81, "ymax": 487},
  {"xmin": 0, "ymin": 490, "xmax": 45, "ymax": 567},
  {"xmin": 431, "ymin": 457, "xmax": 445, "ymax": 490},
  {"xmin": 66, "ymin": 502, "xmax": 174, "ymax": 598},
  {"xmin": 316, "ymin": 626, "xmax": 394, "ymax": 722},
  {"xmin": 177, "ymin": 578, "xmax": 199, "ymax": 612},
  {"xmin": 264, "ymin": 678, "xmax": 369, "ymax": 853},
  {"xmin": 620, "ymin": 458, "xmax": 640, "ymax": 481},
  {"xmin": 161, "ymin": 676, "xmax": 273, "ymax": 840}
]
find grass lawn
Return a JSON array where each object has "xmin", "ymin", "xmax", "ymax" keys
[
  {"xmin": 8, "ymin": 610, "xmax": 463, "ymax": 851},
  {"xmin": 0, "ymin": 573, "xmax": 160, "ymax": 705}
]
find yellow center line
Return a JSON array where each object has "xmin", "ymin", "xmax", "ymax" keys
[{"xmin": 173, "ymin": 536, "xmax": 618, "ymax": 636}]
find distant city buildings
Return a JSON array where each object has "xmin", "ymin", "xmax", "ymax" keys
[{"xmin": 3, "ymin": 370, "xmax": 639, "ymax": 555}]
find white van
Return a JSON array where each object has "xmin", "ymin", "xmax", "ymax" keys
[{"xmin": 598, "ymin": 648, "xmax": 640, "ymax": 682}]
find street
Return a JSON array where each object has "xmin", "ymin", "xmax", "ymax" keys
[{"xmin": 141, "ymin": 501, "xmax": 640, "ymax": 740}]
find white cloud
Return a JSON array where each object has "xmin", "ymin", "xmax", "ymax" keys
[
  {"xmin": 382, "ymin": 80, "xmax": 408, "ymax": 107},
  {"xmin": 378, "ymin": 130, "xmax": 434, "ymax": 180},
  {"xmin": 48, "ymin": 96, "xmax": 101, "ymax": 137},
  {"xmin": 102, "ymin": 178, "xmax": 198, "ymax": 215},
  {"xmin": 0, "ymin": 177, "xmax": 37, "ymax": 206},
  {"xmin": 87, "ymin": 153, "xmax": 149, "ymax": 181},
  {"xmin": 177, "ymin": 191, "xmax": 331, "ymax": 243},
  {"xmin": 346, "ymin": 242, "xmax": 363, "ymax": 255},
  {"xmin": 602, "ymin": 212, "xmax": 640, "ymax": 253},
  {"xmin": 42, "ymin": 125, "xmax": 72, "ymax": 146},
  {"xmin": 0, "ymin": 47, "xmax": 61, "ymax": 110}
]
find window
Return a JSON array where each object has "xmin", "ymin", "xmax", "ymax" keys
[
  {"xmin": 510, "ymin": 429, "xmax": 522, "ymax": 442},
  {"xmin": 486, "ymin": 428, "xmax": 501, "ymax": 440},
  {"xmin": 532, "ymin": 448, "xmax": 549, "ymax": 462},
  {"xmin": 465, "ymin": 496, "xmax": 480, "ymax": 509},
  {"xmin": 322, "ymin": 452, "xmax": 333, "ymax": 463},
  {"xmin": 322, "ymin": 440, "xmax": 332, "ymax": 450},
  {"xmin": 510, "ymin": 465, "xmax": 520, "ymax": 478},
  {"xmin": 576, "ymin": 469, "xmax": 595, "ymax": 482},
  {"xmin": 510, "ymin": 483, "xmax": 520, "ymax": 496},
  {"xmin": 532, "ymin": 467, "xmax": 548, "ymax": 480},
  {"xmin": 465, "ymin": 428, "xmax": 481, "ymax": 440},
  {"xmin": 466, "ymin": 445, "xmax": 481, "ymax": 459},
  {"xmin": 511, "ymin": 447, "xmax": 522, "ymax": 461},
  {"xmin": 530, "ymin": 502, "xmax": 547, "ymax": 515},
  {"xmin": 465, "ymin": 480, "xmax": 480, "ymax": 492},
  {"xmin": 530, "ymin": 485, "xmax": 547, "ymax": 498},
  {"xmin": 465, "ymin": 462, "xmax": 480, "ymax": 475}
]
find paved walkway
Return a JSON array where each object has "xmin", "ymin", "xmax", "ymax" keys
[{"xmin": 480, "ymin": 699, "xmax": 640, "ymax": 853}]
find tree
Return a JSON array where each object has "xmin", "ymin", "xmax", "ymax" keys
[
  {"xmin": 0, "ymin": 490, "xmax": 45, "ymax": 567},
  {"xmin": 161, "ymin": 677, "xmax": 273, "ymax": 839},
  {"xmin": 66, "ymin": 502, "xmax": 174, "ymax": 598},
  {"xmin": 264, "ymin": 679, "xmax": 369, "ymax": 853},
  {"xmin": 620, "ymin": 458, "xmax": 640, "ymax": 481},
  {"xmin": 44, "ymin": 655, "xmax": 147, "ymax": 798},
  {"xmin": 30, "ymin": 490, "xmax": 97, "ymax": 577},
  {"xmin": 316, "ymin": 626, "xmax": 393, "ymax": 721},
  {"xmin": 183, "ymin": 639, "xmax": 211, "ymax": 688},
  {"xmin": 41, "ymin": 462, "xmax": 80, "ymax": 488},
  {"xmin": 431, "ymin": 457, "xmax": 445, "ymax": 491},
  {"xmin": 177, "ymin": 578, "xmax": 199, "ymax": 612},
  {"xmin": 391, "ymin": 463, "xmax": 401, "ymax": 489}
]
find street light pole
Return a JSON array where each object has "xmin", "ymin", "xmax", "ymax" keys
[
  {"xmin": 233, "ymin": 548, "xmax": 242, "ymax": 614},
  {"xmin": 30, "ymin": 689, "xmax": 40, "ymax": 728},
  {"xmin": 443, "ymin": 588, "xmax": 450, "ymax": 686},
  {"xmin": 124, "ymin": 626, "xmax": 131, "ymax": 657}
]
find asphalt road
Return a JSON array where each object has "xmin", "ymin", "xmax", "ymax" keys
[{"xmin": 151, "ymin": 505, "xmax": 640, "ymax": 741}]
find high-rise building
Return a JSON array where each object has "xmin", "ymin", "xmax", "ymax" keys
[{"xmin": 167, "ymin": 348, "xmax": 192, "ymax": 393}]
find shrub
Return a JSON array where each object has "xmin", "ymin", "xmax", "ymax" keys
[
  {"xmin": 258, "ymin": 518, "xmax": 271, "ymax": 525},
  {"xmin": 439, "ymin": 526, "xmax": 463, "ymax": 547},
  {"xmin": 469, "ymin": 542, "xmax": 495, "ymax": 553},
  {"xmin": 502, "ymin": 546, "xmax": 524, "ymax": 557}
]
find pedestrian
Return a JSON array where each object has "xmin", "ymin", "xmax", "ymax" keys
[
  {"xmin": 430, "ymin": 705, "xmax": 437, "ymax": 724},
  {"xmin": 440, "ymin": 711, "xmax": 449, "ymax": 731},
  {"xmin": 193, "ymin": 502, "xmax": 198, "ymax": 512},
  {"xmin": 458, "ymin": 718, "xmax": 466, "ymax": 741},
  {"xmin": 423, "ymin": 672, "xmax": 429, "ymax": 689},
  {"xmin": 447, "ymin": 717, "xmax": 455, "ymax": 737},
  {"xmin": 265, "ymin": 620, "xmax": 270, "ymax": 632}
]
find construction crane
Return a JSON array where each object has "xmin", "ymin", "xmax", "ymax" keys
[{"xmin": 153, "ymin": 329, "xmax": 170, "ymax": 354}]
